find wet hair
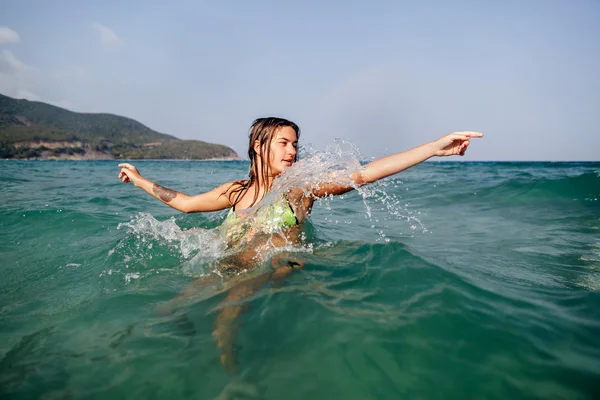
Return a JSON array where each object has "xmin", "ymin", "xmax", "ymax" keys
[{"xmin": 227, "ymin": 117, "xmax": 300, "ymax": 209}]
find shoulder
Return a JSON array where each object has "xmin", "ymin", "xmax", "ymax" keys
[
  {"xmin": 210, "ymin": 180, "xmax": 246, "ymax": 194},
  {"xmin": 219, "ymin": 180, "xmax": 248, "ymax": 194},
  {"xmin": 214, "ymin": 179, "xmax": 249, "ymax": 205}
]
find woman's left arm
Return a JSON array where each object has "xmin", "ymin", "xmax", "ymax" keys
[
  {"xmin": 354, "ymin": 131, "xmax": 483, "ymax": 185},
  {"xmin": 311, "ymin": 131, "xmax": 483, "ymax": 197}
]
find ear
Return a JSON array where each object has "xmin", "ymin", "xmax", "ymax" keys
[{"xmin": 253, "ymin": 140, "xmax": 261, "ymax": 156}]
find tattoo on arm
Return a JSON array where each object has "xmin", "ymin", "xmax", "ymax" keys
[{"xmin": 152, "ymin": 184, "xmax": 178, "ymax": 202}]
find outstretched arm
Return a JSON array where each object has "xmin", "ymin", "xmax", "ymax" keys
[
  {"xmin": 117, "ymin": 163, "xmax": 234, "ymax": 213},
  {"xmin": 354, "ymin": 131, "xmax": 483, "ymax": 185},
  {"xmin": 311, "ymin": 131, "xmax": 483, "ymax": 197}
]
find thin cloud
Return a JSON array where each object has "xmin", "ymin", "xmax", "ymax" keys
[
  {"xmin": 92, "ymin": 23, "xmax": 122, "ymax": 46},
  {"xmin": 0, "ymin": 27, "xmax": 20, "ymax": 44},
  {"xmin": 0, "ymin": 49, "xmax": 40, "ymax": 100},
  {"xmin": 15, "ymin": 89, "xmax": 40, "ymax": 101}
]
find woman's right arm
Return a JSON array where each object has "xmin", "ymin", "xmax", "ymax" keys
[{"xmin": 118, "ymin": 163, "xmax": 234, "ymax": 213}]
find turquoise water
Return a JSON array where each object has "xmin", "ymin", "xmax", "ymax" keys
[{"xmin": 1, "ymin": 160, "xmax": 599, "ymax": 399}]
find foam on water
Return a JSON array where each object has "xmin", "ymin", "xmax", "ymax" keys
[{"xmin": 115, "ymin": 212, "xmax": 223, "ymax": 259}]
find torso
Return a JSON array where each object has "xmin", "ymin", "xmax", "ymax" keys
[
  {"xmin": 215, "ymin": 181, "xmax": 314, "ymax": 274},
  {"xmin": 225, "ymin": 181, "xmax": 313, "ymax": 218}
]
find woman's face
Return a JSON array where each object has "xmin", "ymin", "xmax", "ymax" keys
[{"xmin": 267, "ymin": 126, "xmax": 298, "ymax": 176}]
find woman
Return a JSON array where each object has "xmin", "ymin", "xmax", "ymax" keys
[{"xmin": 118, "ymin": 117, "xmax": 483, "ymax": 371}]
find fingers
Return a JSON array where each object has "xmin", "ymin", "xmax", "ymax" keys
[
  {"xmin": 118, "ymin": 168, "xmax": 131, "ymax": 183},
  {"xmin": 119, "ymin": 170, "xmax": 130, "ymax": 183},
  {"xmin": 447, "ymin": 132, "xmax": 483, "ymax": 143},
  {"xmin": 449, "ymin": 134, "xmax": 471, "ymax": 142},
  {"xmin": 454, "ymin": 131, "xmax": 484, "ymax": 139},
  {"xmin": 118, "ymin": 163, "xmax": 139, "ymax": 184},
  {"xmin": 436, "ymin": 131, "xmax": 481, "ymax": 157},
  {"xmin": 459, "ymin": 140, "xmax": 470, "ymax": 156}
]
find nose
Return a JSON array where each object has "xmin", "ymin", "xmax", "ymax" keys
[{"xmin": 288, "ymin": 143, "xmax": 297, "ymax": 157}]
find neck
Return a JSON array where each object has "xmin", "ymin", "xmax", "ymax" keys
[
  {"xmin": 252, "ymin": 159, "xmax": 274, "ymax": 203},
  {"xmin": 253, "ymin": 177, "xmax": 272, "ymax": 195}
]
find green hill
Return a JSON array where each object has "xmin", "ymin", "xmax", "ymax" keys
[{"xmin": 0, "ymin": 93, "xmax": 240, "ymax": 160}]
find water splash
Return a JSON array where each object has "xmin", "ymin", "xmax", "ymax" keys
[
  {"xmin": 271, "ymin": 139, "xmax": 363, "ymax": 196},
  {"xmin": 108, "ymin": 139, "xmax": 426, "ymax": 283},
  {"xmin": 101, "ymin": 213, "xmax": 227, "ymax": 281},
  {"xmin": 273, "ymin": 139, "xmax": 426, "ymax": 239},
  {"xmin": 115, "ymin": 212, "xmax": 224, "ymax": 259}
]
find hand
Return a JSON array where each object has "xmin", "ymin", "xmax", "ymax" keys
[
  {"xmin": 118, "ymin": 163, "xmax": 142, "ymax": 186},
  {"xmin": 433, "ymin": 131, "xmax": 484, "ymax": 157}
]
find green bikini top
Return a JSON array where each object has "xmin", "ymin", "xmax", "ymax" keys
[{"xmin": 219, "ymin": 196, "xmax": 298, "ymax": 243}]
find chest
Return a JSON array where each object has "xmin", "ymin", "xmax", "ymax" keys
[{"xmin": 233, "ymin": 185, "xmax": 266, "ymax": 211}]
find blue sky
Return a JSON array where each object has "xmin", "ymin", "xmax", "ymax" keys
[{"xmin": 1, "ymin": 0, "xmax": 599, "ymax": 160}]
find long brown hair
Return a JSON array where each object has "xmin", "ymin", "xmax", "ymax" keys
[{"xmin": 227, "ymin": 117, "xmax": 300, "ymax": 209}]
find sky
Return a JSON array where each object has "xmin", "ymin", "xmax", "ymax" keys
[{"xmin": 1, "ymin": 0, "xmax": 599, "ymax": 161}]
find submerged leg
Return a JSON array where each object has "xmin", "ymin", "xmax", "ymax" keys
[
  {"xmin": 212, "ymin": 257, "xmax": 305, "ymax": 374},
  {"xmin": 213, "ymin": 273, "xmax": 270, "ymax": 374},
  {"xmin": 156, "ymin": 274, "xmax": 222, "ymax": 316}
]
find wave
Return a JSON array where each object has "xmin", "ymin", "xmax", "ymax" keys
[{"xmin": 455, "ymin": 171, "xmax": 600, "ymax": 206}]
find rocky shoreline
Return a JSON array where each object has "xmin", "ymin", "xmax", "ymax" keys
[
  {"xmin": 2, "ymin": 140, "xmax": 242, "ymax": 161},
  {"xmin": 2, "ymin": 151, "xmax": 243, "ymax": 161}
]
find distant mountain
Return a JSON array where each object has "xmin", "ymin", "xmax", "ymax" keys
[{"xmin": 0, "ymin": 93, "xmax": 240, "ymax": 160}]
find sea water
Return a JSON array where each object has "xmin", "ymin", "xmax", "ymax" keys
[{"xmin": 1, "ymin": 156, "xmax": 599, "ymax": 399}]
